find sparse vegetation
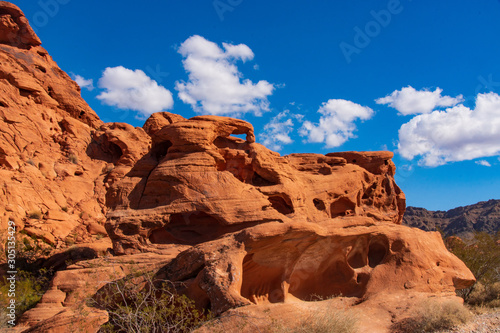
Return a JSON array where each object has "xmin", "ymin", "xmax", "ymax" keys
[
  {"xmin": 61, "ymin": 206, "xmax": 69, "ymax": 212},
  {"xmin": 26, "ymin": 159, "xmax": 36, "ymax": 167},
  {"xmin": 68, "ymin": 153, "xmax": 79, "ymax": 164},
  {"xmin": 466, "ymin": 281, "xmax": 500, "ymax": 308},
  {"xmin": 28, "ymin": 210, "xmax": 42, "ymax": 219},
  {"xmin": 272, "ymin": 307, "xmax": 358, "ymax": 333},
  {"xmin": 0, "ymin": 270, "xmax": 50, "ymax": 322},
  {"xmin": 0, "ymin": 236, "xmax": 54, "ymax": 325},
  {"xmin": 89, "ymin": 271, "xmax": 211, "ymax": 333},
  {"xmin": 446, "ymin": 231, "xmax": 500, "ymax": 305},
  {"xmin": 392, "ymin": 298, "xmax": 472, "ymax": 332}
]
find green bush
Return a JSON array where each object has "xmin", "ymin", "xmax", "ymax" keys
[
  {"xmin": 0, "ymin": 270, "xmax": 51, "ymax": 325},
  {"xmin": 446, "ymin": 231, "xmax": 500, "ymax": 303},
  {"xmin": 89, "ymin": 272, "xmax": 211, "ymax": 333}
]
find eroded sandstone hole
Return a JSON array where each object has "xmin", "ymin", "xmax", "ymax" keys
[
  {"xmin": 149, "ymin": 212, "xmax": 223, "ymax": 245},
  {"xmin": 150, "ymin": 140, "xmax": 172, "ymax": 162},
  {"xmin": 267, "ymin": 194, "xmax": 294, "ymax": 215},
  {"xmin": 330, "ymin": 197, "xmax": 357, "ymax": 218},
  {"xmin": 240, "ymin": 235, "xmax": 391, "ymax": 304},
  {"xmin": 148, "ymin": 212, "xmax": 261, "ymax": 246}
]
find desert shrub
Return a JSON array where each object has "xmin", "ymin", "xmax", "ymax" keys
[
  {"xmin": 392, "ymin": 299, "xmax": 471, "ymax": 332},
  {"xmin": 272, "ymin": 307, "xmax": 358, "ymax": 333},
  {"xmin": 447, "ymin": 231, "xmax": 500, "ymax": 303},
  {"xmin": 61, "ymin": 206, "xmax": 68, "ymax": 212},
  {"xmin": 0, "ymin": 239, "xmax": 54, "ymax": 326},
  {"xmin": 28, "ymin": 210, "xmax": 42, "ymax": 219},
  {"xmin": 0, "ymin": 270, "xmax": 51, "ymax": 325},
  {"xmin": 68, "ymin": 153, "xmax": 79, "ymax": 164},
  {"xmin": 467, "ymin": 281, "xmax": 500, "ymax": 307},
  {"xmin": 89, "ymin": 272, "xmax": 211, "ymax": 333}
]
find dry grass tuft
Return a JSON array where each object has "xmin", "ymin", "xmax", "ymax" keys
[
  {"xmin": 272, "ymin": 307, "xmax": 358, "ymax": 333},
  {"xmin": 28, "ymin": 210, "xmax": 42, "ymax": 219},
  {"xmin": 392, "ymin": 298, "xmax": 472, "ymax": 332}
]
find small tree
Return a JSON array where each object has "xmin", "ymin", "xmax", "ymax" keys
[{"xmin": 447, "ymin": 231, "xmax": 500, "ymax": 303}]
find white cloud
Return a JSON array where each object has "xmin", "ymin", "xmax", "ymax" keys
[
  {"xmin": 260, "ymin": 110, "xmax": 303, "ymax": 151},
  {"xmin": 475, "ymin": 160, "xmax": 492, "ymax": 167},
  {"xmin": 97, "ymin": 66, "xmax": 173, "ymax": 117},
  {"xmin": 72, "ymin": 74, "xmax": 94, "ymax": 91},
  {"xmin": 376, "ymin": 86, "xmax": 464, "ymax": 115},
  {"xmin": 299, "ymin": 99, "xmax": 374, "ymax": 148},
  {"xmin": 398, "ymin": 92, "xmax": 500, "ymax": 166},
  {"xmin": 175, "ymin": 35, "xmax": 274, "ymax": 116}
]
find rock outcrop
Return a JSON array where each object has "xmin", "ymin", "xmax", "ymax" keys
[
  {"xmin": 158, "ymin": 220, "xmax": 474, "ymax": 315},
  {"xmin": 0, "ymin": 2, "xmax": 475, "ymax": 332},
  {"xmin": 404, "ymin": 199, "xmax": 500, "ymax": 237},
  {"xmin": 0, "ymin": 1, "xmax": 120, "ymax": 254},
  {"xmin": 105, "ymin": 115, "xmax": 406, "ymax": 255}
]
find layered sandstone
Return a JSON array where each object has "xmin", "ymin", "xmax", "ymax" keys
[
  {"xmin": 0, "ymin": 1, "xmax": 112, "ymax": 252},
  {"xmin": 105, "ymin": 115, "xmax": 406, "ymax": 255},
  {"xmin": 0, "ymin": 2, "xmax": 476, "ymax": 332}
]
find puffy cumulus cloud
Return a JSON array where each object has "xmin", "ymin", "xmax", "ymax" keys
[
  {"xmin": 175, "ymin": 35, "xmax": 274, "ymax": 116},
  {"xmin": 398, "ymin": 92, "xmax": 500, "ymax": 166},
  {"xmin": 260, "ymin": 110, "xmax": 303, "ymax": 151},
  {"xmin": 97, "ymin": 66, "xmax": 174, "ymax": 117},
  {"xmin": 376, "ymin": 86, "xmax": 464, "ymax": 115},
  {"xmin": 71, "ymin": 74, "xmax": 94, "ymax": 91},
  {"xmin": 475, "ymin": 160, "xmax": 492, "ymax": 167},
  {"xmin": 299, "ymin": 99, "xmax": 373, "ymax": 148}
]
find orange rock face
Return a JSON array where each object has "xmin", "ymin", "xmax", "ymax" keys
[
  {"xmin": 0, "ymin": 3, "xmax": 475, "ymax": 332},
  {"xmin": 105, "ymin": 115, "xmax": 406, "ymax": 255},
  {"xmin": 158, "ymin": 220, "xmax": 474, "ymax": 315},
  {"xmin": 0, "ymin": 2, "xmax": 107, "ymax": 251}
]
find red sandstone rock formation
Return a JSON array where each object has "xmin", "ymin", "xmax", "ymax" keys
[
  {"xmin": 0, "ymin": 1, "xmax": 122, "ymax": 253},
  {"xmin": 105, "ymin": 114, "xmax": 406, "ymax": 255},
  {"xmin": 0, "ymin": 2, "xmax": 475, "ymax": 332}
]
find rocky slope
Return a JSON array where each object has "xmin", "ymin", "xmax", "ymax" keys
[
  {"xmin": 403, "ymin": 200, "xmax": 500, "ymax": 237},
  {"xmin": 0, "ymin": 2, "xmax": 476, "ymax": 332},
  {"xmin": 0, "ymin": 0, "xmax": 111, "ymax": 255}
]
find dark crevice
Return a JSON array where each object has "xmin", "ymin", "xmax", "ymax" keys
[
  {"xmin": 149, "ymin": 212, "xmax": 261, "ymax": 246},
  {"xmin": 150, "ymin": 140, "xmax": 172, "ymax": 162},
  {"xmin": 19, "ymin": 88, "xmax": 33, "ymax": 97},
  {"xmin": 251, "ymin": 172, "xmax": 278, "ymax": 186},
  {"xmin": 47, "ymin": 86, "xmax": 55, "ymax": 98},
  {"xmin": 268, "ymin": 195, "xmax": 294, "ymax": 215},
  {"xmin": 368, "ymin": 238, "xmax": 389, "ymax": 268},
  {"xmin": 35, "ymin": 64, "xmax": 46, "ymax": 73},
  {"xmin": 313, "ymin": 198, "xmax": 326, "ymax": 211}
]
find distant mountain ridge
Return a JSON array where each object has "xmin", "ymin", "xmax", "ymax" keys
[{"xmin": 403, "ymin": 199, "xmax": 500, "ymax": 237}]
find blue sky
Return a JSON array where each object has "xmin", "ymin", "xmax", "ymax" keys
[{"xmin": 14, "ymin": 0, "xmax": 500, "ymax": 210}]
